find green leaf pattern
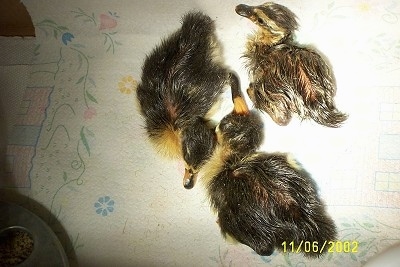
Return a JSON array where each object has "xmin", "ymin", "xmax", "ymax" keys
[{"xmin": 31, "ymin": 8, "xmax": 122, "ymax": 262}]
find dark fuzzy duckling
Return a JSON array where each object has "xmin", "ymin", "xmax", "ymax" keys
[
  {"xmin": 202, "ymin": 89, "xmax": 337, "ymax": 257},
  {"xmin": 235, "ymin": 2, "xmax": 348, "ymax": 127},
  {"xmin": 137, "ymin": 12, "xmax": 240, "ymax": 189}
]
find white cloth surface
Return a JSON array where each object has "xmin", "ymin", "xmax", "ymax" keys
[{"xmin": 1, "ymin": 0, "xmax": 400, "ymax": 266}]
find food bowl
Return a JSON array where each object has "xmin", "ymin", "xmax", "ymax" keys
[{"xmin": 0, "ymin": 201, "xmax": 69, "ymax": 266}]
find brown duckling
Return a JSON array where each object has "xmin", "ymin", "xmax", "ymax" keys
[
  {"xmin": 137, "ymin": 12, "xmax": 241, "ymax": 189},
  {"xmin": 235, "ymin": 2, "xmax": 348, "ymax": 127},
  {"xmin": 202, "ymin": 88, "xmax": 337, "ymax": 257}
]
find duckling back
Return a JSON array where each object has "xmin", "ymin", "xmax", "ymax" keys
[
  {"xmin": 137, "ymin": 12, "xmax": 230, "ymax": 158},
  {"xmin": 246, "ymin": 43, "xmax": 348, "ymax": 127},
  {"xmin": 206, "ymin": 152, "xmax": 336, "ymax": 257}
]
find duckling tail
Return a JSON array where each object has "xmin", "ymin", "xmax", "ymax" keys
[
  {"xmin": 180, "ymin": 12, "xmax": 214, "ymax": 48},
  {"xmin": 309, "ymin": 105, "xmax": 348, "ymax": 128}
]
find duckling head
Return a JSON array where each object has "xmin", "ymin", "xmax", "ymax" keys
[
  {"xmin": 235, "ymin": 2, "xmax": 298, "ymax": 45},
  {"xmin": 215, "ymin": 81, "xmax": 264, "ymax": 155},
  {"xmin": 181, "ymin": 117, "xmax": 217, "ymax": 189},
  {"xmin": 217, "ymin": 111, "xmax": 263, "ymax": 155}
]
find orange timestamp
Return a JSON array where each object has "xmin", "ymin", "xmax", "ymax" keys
[{"xmin": 281, "ymin": 241, "xmax": 359, "ymax": 254}]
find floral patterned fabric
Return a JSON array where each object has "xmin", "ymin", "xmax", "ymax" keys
[{"xmin": 1, "ymin": 0, "xmax": 400, "ymax": 266}]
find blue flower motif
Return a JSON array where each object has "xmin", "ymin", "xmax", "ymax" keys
[
  {"xmin": 62, "ymin": 32, "xmax": 74, "ymax": 45},
  {"xmin": 94, "ymin": 196, "xmax": 115, "ymax": 216}
]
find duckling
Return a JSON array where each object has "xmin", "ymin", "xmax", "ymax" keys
[
  {"xmin": 202, "ymin": 87, "xmax": 337, "ymax": 257},
  {"xmin": 137, "ymin": 11, "xmax": 241, "ymax": 189},
  {"xmin": 235, "ymin": 2, "xmax": 348, "ymax": 127}
]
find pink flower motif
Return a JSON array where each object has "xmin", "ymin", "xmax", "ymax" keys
[
  {"xmin": 99, "ymin": 13, "xmax": 117, "ymax": 30},
  {"xmin": 84, "ymin": 107, "xmax": 97, "ymax": 120}
]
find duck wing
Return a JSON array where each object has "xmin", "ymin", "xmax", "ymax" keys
[{"xmin": 254, "ymin": 44, "xmax": 336, "ymax": 104}]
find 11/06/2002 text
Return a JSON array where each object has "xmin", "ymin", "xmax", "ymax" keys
[{"xmin": 281, "ymin": 241, "xmax": 359, "ymax": 254}]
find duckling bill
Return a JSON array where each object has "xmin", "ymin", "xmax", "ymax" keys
[
  {"xmin": 202, "ymin": 87, "xmax": 337, "ymax": 257},
  {"xmin": 136, "ymin": 12, "xmax": 240, "ymax": 189},
  {"xmin": 236, "ymin": 2, "xmax": 348, "ymax": 127}
]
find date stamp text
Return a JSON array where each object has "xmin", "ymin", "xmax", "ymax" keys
[{"xmin": 281, "ymin": 241, "xmax": 359, "ymax": 254}]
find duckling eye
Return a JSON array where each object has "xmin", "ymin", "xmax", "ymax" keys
[{"xmin": 257, "ymin": 18, "xmax": 265, "ymax": 24}]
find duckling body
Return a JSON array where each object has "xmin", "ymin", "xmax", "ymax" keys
[
  {"xmin": 203, "ymin": 91, "xmax": 337, "ymax": 257},
  {"xmin": 236, "ymin": 2, "xmax": 348, "ymax": 127},
  {"xmin": 137, "ymin": 12, "xmax": 240, "ymax": 188}
]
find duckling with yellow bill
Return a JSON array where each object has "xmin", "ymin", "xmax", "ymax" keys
[
  {"xmin": 136, "ymin": 12, "xmax": 241, "ymax": 189},
  {"xmin": 202, "ymin": 81, "xmax": 337, "ymax": 257},
  {"xmin": 235, "ymin": 2, "xmax": 348, "ymax": 127}
]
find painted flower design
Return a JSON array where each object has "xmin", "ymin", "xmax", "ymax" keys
[
  {"xmin": 118, "ymin": 75, "xmax": 137, "ymax": 94},
  {"xmin": 355, "ymin": 1, "xmax": 376, "ymax": 18},
  {"xmin": 84, "ymin": 107, "xmax": 97, "ymax": 120},
  {"xmin": 99, "ymin": 12, "xmax": 118, "ymax": 30},
  {"xmin": 94, "ymin": 196, "xmax": 115, "ymax": 216},
  {"xmin": 357, "ymin": 2, "xmax": 371, "ymax": 13},
  {"xmin": 62, "ymin": 32, "xmax": 74, "ymax": 45}
]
